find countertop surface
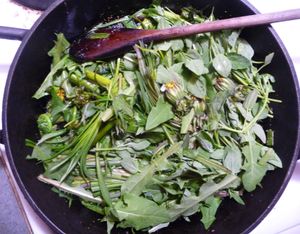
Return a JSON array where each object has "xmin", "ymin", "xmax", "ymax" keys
[{"xmin": 0, "ymin": 0, "xmax": 299, "ymax": 233}]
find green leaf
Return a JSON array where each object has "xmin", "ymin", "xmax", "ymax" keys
[
  {"xmin": 228, "ymin": 189, "xmax": 245, "ymax": 205},
  {"xmin": 26, "ymin": 143, "xmax": 52, "ymax": 161},
  {"xmin": 167, "ymin": 175, "xmax": 238, "ymax": 221},
  {"xmin": 115, "ymin": 193, "xmax": 170, "ymax": 230},
  {"xmin": 180, "ymin": 108, "xmax": 195, "ymax": 134},
  {"xmin": 242, "ymin": 141, "xmax": 266, "ymax": 192},
  {"xmin": 156, "ymin": 65, "xmax": 182, "ymax": 84},
  {"xmin": 127, "ymin": 140, "xmax": 151, "ymax": 151},
  {"xmin": 252, "ymin": 124, "xmax": 266, "ymax": 144},
  {"xmin": 237, "ymin": 39, "xmax": 254, "ymax": 60},
  {"xmin": 224, "ymin": 146, "xmax": 242, "ymax": 174},
  {"xmin": 228, "ymin": 30, "xmax": 240, "ymax": 47},
  {"xmin": 227, "ymin": 53, "xmax": 251, "ymax": 70},
  {"xmin": 119, "ymin": 151, "xmax": 139, "ymax": 174},
  {"xmin": 212, "ymin": 54, "xmax": 232, "ymax": 77},
  {"xmin": 154, "ymin": 41, "xmax": 172, "ymax": 51},
  {"xmin": 185, "ymin": 59, "xmax": 208, "ymax": 76},
  {"xmin": 242, "ymin": 163, "xmax": 266, "ymax": 192},
  {"xmin": 145, "ymin": 97, "xmax": 174, "ymax": 130},
  {"xmin": 37, "ymin": 129, "xmax": 66, "ymax": 145},
  {"xmin": 264, "ymin": 52, "xmax": 274, "ymax": 67},
  {"xmin": 196, "ymin": 131, "xmax": 214, "ymax": 153},
  {"xmin": 33, "ymin": 56, "xmax": 69, "ymax": 99},
  {"xmin": 113, "ymin": 95, "xmax": 134, "ymax": 117},
  {"xmin": 185, "ymin": 76, "xmax": 206, "ymax": 98},
  {"xmin": 48, "ymin": 33, "xmax": 70, "ymax": 66},
  {"xmin": 170, "ymin": 39, "xmax": 184, "ymax": 52},
  {"xmin": 121, "ymin": 143, "xmax": 180, "ymax": 195},
  {"xmin": 200, "ymin": 196, "xmax": 221, "ymax": 230},
  {"xmin": 259, "ymin": 148, "xmax": 282, "ymax": 168},
  {"xmin": 50, "ymin": 88, "xmax": 69, "ymax": 118},
  {"xmin": 243, "ymin": 89, "xmax": 258, "ymax": 110}
]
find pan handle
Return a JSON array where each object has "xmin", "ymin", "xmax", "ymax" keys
[{"xmin": 0, "ymin": 26, "xmax": 28, "ymax": 41}]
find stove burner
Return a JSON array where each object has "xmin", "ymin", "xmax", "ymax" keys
[{"xmin": 14, "ymin": 0, "xmax": 56, "ymax": 11}]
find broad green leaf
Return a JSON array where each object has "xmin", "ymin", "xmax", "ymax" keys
[
  {"xmin": 115, "ymin": 193, "xmax": 170, "ymax": 230},
  {"xmin": 145, "ymin": 97, "xmax": 174, "ymax": 130},
  {"xmin": 252, "ymin": 124, "xmax": 266, "ymax": 144},
  {"xmin": 156, "ymin": 65, "xmax": 180, "ymax": 84},
  {"xmin": 210, "ymin": 149, "xmax": 225, "ymax": 160},
  {"xmin": 259, "ymin": 148, "xmax": 282, "ymax": 168},
  {"xmin": 200, "ymin": 196, "xmax": 221, "ymax": 230},
  {"xmin": 185, "ymin": 59, "xmax": 208, "ymax": 76},
  {"xmin": 242, "ymin": 141, "xmax": 266, "ymax": 192},
  {"xmin": 170, "ymin": 62, "xmax": 184, "ymax": 74},
  {"xmin": 171, "ymin": 39, "xmax": 184, "ymax": 52},
  {"xmin": 185, "ymin": 76, "xmax": 206, "ymax": 98},
  {"xmin": 237, "ymin": 39, "xmax": 254, "ymax": 60},
  {"xmin": 224, "ymin": 146, "xmax": 242, "ymax": 174},
  {"xmin": 243, "ymin": 89, "xmax": 258, "ymax": 110},
  {"xmin": 157, "ymin": 17, "xmax": 171, "ymax": 29},
  {"xmin": 26, "ymin": 143, "xmax": 52, "ymax": 161},
  {"xmin": 212, "ymin": 54, "xmax": 232, "ymax": 77},
  {"xmin": 228, "ymin": 30, "xmax": 240, "ymax": 47},
  {"xmin": 154, "ymin": 41, "xmax": 172, "ymax": 51},
  {"xmin": 227, "ymin": 53, "xmax": 251, "ymax": 70},
  {"xmin": 242, "ymin": 162, "xmax": 266, "ymax": 192},
  {"xmin": 242, "ymin": 140, "xmax": 261, "ymax": 164}
]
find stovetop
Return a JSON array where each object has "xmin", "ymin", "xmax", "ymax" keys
[{"xmin": 0, "ymin": 0, "xmax": 299, "ymax": 233}]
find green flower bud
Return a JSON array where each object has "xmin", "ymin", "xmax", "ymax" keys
[
  {"xmin": 161, "ymin": 81, "xmax": 185, "ymax": 105},
  {"xmin": 37, "ymin": 113, "xmax": 52, "ymax": 134},
  {"xmin": 215, "ymin": 77, "xmax": 236, "ymax": 93},
  {"xmin": 193, "ymin": 99, "xmax": 206, "ymax": 115}
]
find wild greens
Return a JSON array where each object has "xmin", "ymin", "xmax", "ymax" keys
[{"xmin": 27, "ymin": 4, "xmax": 282, "ymax": 233}]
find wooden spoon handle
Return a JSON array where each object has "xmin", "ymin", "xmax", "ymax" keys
[{"xmin": 150, "ymin": 9, "xmax": 300, "ymax": 40}]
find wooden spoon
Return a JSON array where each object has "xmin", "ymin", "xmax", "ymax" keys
[{"xmin": 69, "ymin": 9, "xmax": 300, "ymax": 61}]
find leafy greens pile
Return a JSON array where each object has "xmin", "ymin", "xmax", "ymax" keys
[{"xmin": 27, "ymin": 4, "xmax": 282, "ymax": 233}]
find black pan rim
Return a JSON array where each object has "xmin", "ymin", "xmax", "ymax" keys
[
  {"xmin": 2, "ymin": 0, "xmax": 300, "ymax": 233},
  {"xmin": 2, "ymin": 1, "xmax": 66, "ymax": 233},
  {"xmin": 238, "ymin": 3, "xmax": 300, "ymax": 234}
]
